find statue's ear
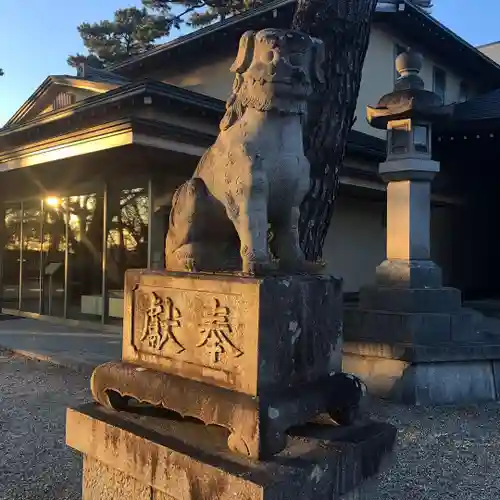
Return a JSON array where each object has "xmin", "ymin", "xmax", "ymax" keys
[
  {"xmin": 230, "ymin": 30, "xmax": 256, "ymax": 74},
  {"xmin": 311, "ymin": 37, "xmax": 325, "ymax": 85}
]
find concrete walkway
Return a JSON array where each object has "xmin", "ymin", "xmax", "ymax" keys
[
  {"xmin": 3, "ymin": 303, "xmax": 500, "ymax": 377},
  {"xmin": 0, "ymin": 316, "xmax": 121, "ymax": 374}
]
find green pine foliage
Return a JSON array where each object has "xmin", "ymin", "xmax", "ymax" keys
[
  {"xmin": 68, "ymin": 6, "xmax": 171, "ymax": 68},
  {"xmin": 69, "ymin": 0, "xmax": 269, "ymax": 68},
  {"xmin": 144, "ymin": 0, "xmax": 267, "ymax": 27}
]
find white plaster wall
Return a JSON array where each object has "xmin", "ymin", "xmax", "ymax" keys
[
  {"xmin": 322, "ymin": 196, "xmax": 386, "ymax": 292},
  {"xmin": 150, "ymin": 54, "xmax": 235, "ymax": 101},
  {"xmin": 322, "ymin": 194, "xmax": 456, "ymax": 292},
  {"xmin": 479, "ymin": 43, "xmax": 500, "ymax": 64},
  {"xmin": 150, "ymin": 25, "xmax": 477, "ymax": 140},
  {"xmin": 353, "ymin": 28, "xmax": 396, "ymax": 138}
]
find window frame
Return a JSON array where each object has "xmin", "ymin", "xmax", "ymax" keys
[
  {"xmin": 433, "ymin": 66, "xmax": 447, "ymax": 103},
  {"xmin": 394, "ymin": 43, "xmax": 407, "ymax": 82},
  {"xmin": 458, "ymin": 81, "xmax": 469, "ymax": 103}
]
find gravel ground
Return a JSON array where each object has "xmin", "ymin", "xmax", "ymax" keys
[
  {"xmin": 0, "ymin": 351, "xmax": 89, "ymax": 500},
  {"xmin": 368, "ymin": 397, "xmax": 500, "ymax": 499},
  {"xmin": 2, "ymin": 351, "xmax": 500, "ymax": 500}
]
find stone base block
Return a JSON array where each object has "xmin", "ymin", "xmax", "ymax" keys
[
  {"xmin": 343, "ymin": 350, "xmax": 497, "ymax": 405},
  {"xmin": 66, "ymin": 403, "xmax": 396, "ymax": 500},
  {"xmin": 375, "ymin": 259, "xmax": 442, "ymax": 288},
  {"xmin": 359, "ymin": 286, "xmax": 462, "ymax": 313},
  {"xmin": 123, "ymin": 270, "xmax": 343, "ymax": 395}
]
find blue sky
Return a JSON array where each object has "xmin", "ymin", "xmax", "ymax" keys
[{"xmin": 0, "ymin": 0, "xmax": 498, "ymax": 126}]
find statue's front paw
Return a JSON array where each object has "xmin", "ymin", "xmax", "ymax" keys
[
  {"xmin": 280, "ymin": 258, "xmax": 326, "ymax": 274},
  {"xmin": 243, "ymin": 258, "xmax": 279, "ymax": 275}
]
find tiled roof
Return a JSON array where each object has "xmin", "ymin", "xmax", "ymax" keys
[
  {"xmin": 76, "ymin": 64, "xmax": 131, "ymax": 85},
  {"xmin": 452, "ymin": 90, "xmax": 500, "ymax": 122}
]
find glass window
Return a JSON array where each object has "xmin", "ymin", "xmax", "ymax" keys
[
  {"xmin": 413, "ymin": 125, "xmax": 429, "ymax": 153},
  {"xmin": 433, "ymin": 67, "xmax": 447, "ymax": 102},
  {"xmin": 2, "ymin": 202, "xmax": 22, "ymax": 310},
  {"xmin": 458, "ymin": 81, "xmax": 468, "ymax": 103},
  {"xmin": 106, "ymin": 184, "xmax": 149, "ymax": 325},
  {"xmin": 42, "ymin": 196, "xmax": 67, "ymax": 317},
  {"xmin": 0, "ymin": 177, "xmax": 153, "ymax": 325},
  {"xmin": 20, "ymin": 199, "xmax": 43, "ymax": 314},
  {"xmin": 66, "ymin": 189, "xmax": 104, "ymax": 322}
]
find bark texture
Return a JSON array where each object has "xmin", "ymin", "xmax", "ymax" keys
[{"xmin": 292, "ymin": 0, "xmax": 378, "ymax": 260}]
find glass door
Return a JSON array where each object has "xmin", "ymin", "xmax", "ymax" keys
[
  {"xmin": 20, "ymin": 199, "xmax": 43, "ymax": 313},
  {"xmin": 105, "ymin": 182, "xmax": 149, "ymax": 325},
  {"xmin": 41, "ymin": 196, "xmax": 67, "ymax": 317},
  {"xmin": 66, "ymin": 190, "xmax": 104, "ymax": 322}
]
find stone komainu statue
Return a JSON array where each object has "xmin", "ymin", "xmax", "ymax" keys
[{"xmin": 165, "ymin": 29, "xmax": 325, "ymax": 274}]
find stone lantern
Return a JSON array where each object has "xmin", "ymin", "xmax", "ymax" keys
[
  {"xmin": 342, "ymin": 50, "xmax": 500, "ymax": 406},
  {"xmin": 366, "ymin": 49, "xmax": 449, "ymax": 290}
]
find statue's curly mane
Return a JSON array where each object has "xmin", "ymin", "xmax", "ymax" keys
[
  {"xmin": 219, "ymin": 68, "xmax": 309, "ymax": 132},
  {"xmin": 220, "ymin": 73, "xmax": 247, "ymax": 131}
]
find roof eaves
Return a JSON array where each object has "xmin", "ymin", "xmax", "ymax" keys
[
  {"xmin": 0, "ymin": 80, "xmax": 225, "ymax": 138},
  {"xmin": 3, "ymin": 74, "xmax": 125, "ymax": 129},
  {"xmin": 4, "ymin": 76, "xmax": 56, "ymax": 127}
]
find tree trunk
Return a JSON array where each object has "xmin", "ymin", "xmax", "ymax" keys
[{"xmin": 292, "ymin": 0, "xmax": 378, "ymax": 261}]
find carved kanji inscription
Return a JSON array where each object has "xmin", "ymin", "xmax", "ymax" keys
[
  {"xmin": 140, "ymin": 292, "xmax": 185, "ymax": 353},
  {"xmin": 196, "ymin": 298, "xmax": 243, "ymax": 363}
]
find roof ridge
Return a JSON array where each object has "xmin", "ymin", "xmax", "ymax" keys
[
  {"xmin": 477, "ymin": 41, "xmax": 500, "ymax": 49},
  {"xmin": 76, "ymin": 63, "xmax": 131, "ymax": 84},
  {"xmin": 108, "ymin": 0, "xmax": 293, "ymax": 71}
]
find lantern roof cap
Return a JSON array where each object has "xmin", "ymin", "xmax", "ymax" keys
[{"xmin": 367, "ymin": 49, "xmax": 451, "ymax": 130}]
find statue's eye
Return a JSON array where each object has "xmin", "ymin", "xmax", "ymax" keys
[
  {"xmin": 289, "ymin": 53, "xmax": 304, "ymax": 66},
  {"xmin": 264, "ymin": 50, "xmax": 275, "ymax": 62}
]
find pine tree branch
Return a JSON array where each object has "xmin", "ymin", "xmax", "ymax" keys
[{"xmin": 168, "ymin": 2, "xmax": 207, "ymax": 26}]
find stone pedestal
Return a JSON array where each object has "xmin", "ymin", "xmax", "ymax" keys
[
  {"xmin": 66, "ymin": 403, "xmax": 396, "ymax": 500},
  {"xmin": 343, "ymin": 157, "xmax": 500, "ymax": 404},
  {"xmin": 343, "ymin": 158, "xmax": 500, "ymax": 404},
  {"xmin": 90, "ymin": 270, "xmax": 365, "ymax": 459}
]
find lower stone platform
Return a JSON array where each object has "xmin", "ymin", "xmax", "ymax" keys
[
  {"xmin": 343, "ymin": 340, "xmax": 500, "ymax": 405},
  {"xmin": 66, "ymin": 403, "xmax": 396, "ymax": 500},
  {"xmin": 343, "ymin": 299, "xmax": 500, "ymax": 405}
]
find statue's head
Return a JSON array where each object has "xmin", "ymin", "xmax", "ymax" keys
[{"xmin": 220, "ymin": 29, "xmax": 325, "ymax": 130}]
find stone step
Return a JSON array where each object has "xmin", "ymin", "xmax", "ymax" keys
[
  {"xmin": 359, "ymin": 286, "xmax": 462, "ymax": 313},
  {"xmin": 344, "ymin": 307, "xmax": 485, "ymax": 345}
]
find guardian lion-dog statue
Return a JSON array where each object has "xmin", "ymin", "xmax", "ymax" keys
[{"xmin": 165, "ymin": 29, "xmax": 325, "ymax": 274}]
